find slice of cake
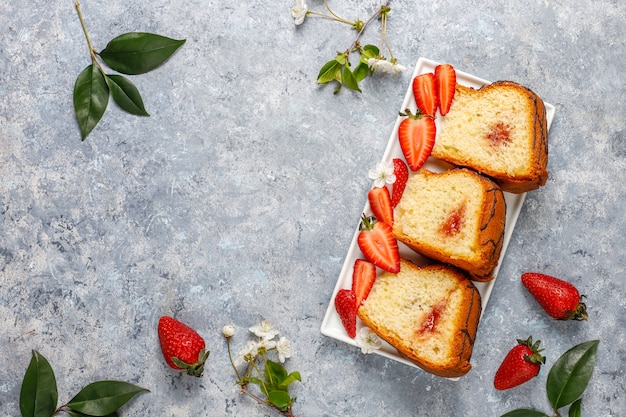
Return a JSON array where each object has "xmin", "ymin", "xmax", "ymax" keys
[
  {"xmin": 358, "ymin": 259, "xmax": 482, "ymax": 378},
  {"xmin": 431, "ymin": 81, "xmax": 548, "ymax": 193},
  {"xmin": 392, "ymin": 168, "xmax": 506, "ymax": 281}
]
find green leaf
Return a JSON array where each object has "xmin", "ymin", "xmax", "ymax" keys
[
  {"xmin": 500, "ymin": 410, "xmax": 550, "ymax": 417},
  {"xmin": 278, "ymin": 371, "xmax": 301, "ymax": 391},
  {"xmin": 317, "ymin": 60, "xmax": 342, "ymax": 85},
  {"xmin": 99, "ymin": 32, "xmax": 186, "ymax": 75},
  {"xmin": 353, "ymin": 62, "xmax": 370, "ymax": 82},
  {"xmin": 66, "ymin": 380, "xmax": 149, "ymax": 416},
  {"xmin": 546, "ymin": 340, "xmax": 599, "ymax": 410},
  {"xmin": 267, "ymin": 390, "xmax": 292, "ymax": 410},
  {"xmin": 74, "ymin": 64, "xmax": 110, "ymax": 140},
  {"xmin": 246, "ymin": 376, "xmax": 263, "ymax": 386},
  {"xmin": 360, "ymin": 44, "xmax": 379, "ymax": 60},
  {"xmin": 264, "ymin": 360, "xmax": 288, "ymax": 391},
  {"xmin": 341, "ymin": 65, "xmax": 361, "ymax": 92},
  {"xmin": 568, "ymin": 398, "xmax": 582, "ymax": 417},
  {"xmin": 104, "ymin": 74, "xmax": 149, "ymax": 116},
  {"xmin": 334, "ymin": 52, "xmax": 347, "ymax": 66},
  {"xmin": 20, "ymin": 350, "xmax": 58, "ymax": 417}
]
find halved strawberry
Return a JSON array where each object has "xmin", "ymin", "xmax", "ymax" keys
[
  {"xmin": 412, "ymin": 73, "xmax": 438, "ymax": 117},
  {"xmin": 368, "ymin": 186, "xmax": 393, "ymax": 226},
  {"xmin": 335, "ymin": 289, "xmax": 357, "ymax": 338},
  {"xmin": 397, "ymin": 109, "xmax": 436, "ymax": 171},
  {"xmin": 435, "ymin": 64, "xmax": 456, "ymax": 116},
  {"xmin": 351, "ymin": 259, "xmax": 376, "ymax": 308},
  {"xmin": 390, "ymin": 158, "xmax": 408, "ymax": 208},
  {"xmin": 357, "ymin": 214, "xmax": 400, "ymax": 274}
]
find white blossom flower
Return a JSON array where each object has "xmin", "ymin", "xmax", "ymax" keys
[
  {"xmin": 366, "ymin": 58, "xmax": 406, "ymax": 75},
  {"xmin": 368, "ymin": 160, "xmax": 396, "ymax": 188},
  {"xmin": 291, "ymin": 0, "xmax": 308, "ymax": 25},
  {"xmin": 249, "ymin": 320, "xmax": 280, "ymax": 341},
  {"xmin": 257, "ymin": 337, "xmax": 278, "ymax": 352},
  {"xmin": 390, "ymin": 61, "xmax": 407, "ymax": 74},
  {"xmin": 275, "ymin": 336, "xmax": 292, "ymax": 363},
  {"xmin": 235, "ymin": 340, "xmax": 260, "ymax": 366},
  {"xmin": 222, "ymin": 324, "xmax": 235, "ymax": 338},
  {"xmin": 355, "ymin": 327, "xmax": 382, "ymax": 354}
]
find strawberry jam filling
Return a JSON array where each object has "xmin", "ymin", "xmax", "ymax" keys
[
  {"xmin": 487, "ymin": 121, "xmax": 512, "ymax": 146},
  {"xmin": 417, "ymin": 301, "xmax": 446, "ymax": 335},
  {"xmin": 440, "ymin": 204, "xmax": 466, "ymax": 237}
]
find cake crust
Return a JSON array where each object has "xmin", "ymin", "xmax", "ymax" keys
[
  {"xmin": 392, "ymin": 168, "xmax": 506, "ymax": 281},
  {"xmin": 432, "ymin": 81, "xmax": 549, "ymax": 193},
  {"xmin": 358, "ymin": 259, "xmax": 482, "ymax": 378}
]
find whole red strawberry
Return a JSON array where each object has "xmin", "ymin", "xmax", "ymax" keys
[
  {"xmin": 390, "ymin": 158, "xmax": 408, "ymax": 208},
  {"xmin": 521, "ymin": 272, "xmax": 588, "ymax": 320},
  {"xmin": 158, "ymin": 316, "xmax": 210, "ymax": 377},
  {"xmin": 335, "ymin": 289, "xmax": 357, "ymax": 338},
  {"xmin": 494, "ymin": 336, "xmax": 545, "ymax": 390}
]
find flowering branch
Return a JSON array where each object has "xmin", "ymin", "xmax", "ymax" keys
[
  {"xmin": 291, "ymin": 0, "xmax": 405, "ymax": 94},
  {"xmin": 223, "ymin": 321, "xmax": 300, "ymax": 417}
]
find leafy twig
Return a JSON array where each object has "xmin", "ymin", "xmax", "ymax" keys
[
  {"xmin": 291, "ymin": 0, "xmax": 405, "ymax": 94},
  {"xmin": 20, "ymin": 350, "xmax": 148, "ymax": 417},
  {"xmin": 73, "ymin": 1, "xmax": 185, "ymax": 140},
  {"xmin": 223, "ymin": 321, "xmax": 300, "ymax": 417}
]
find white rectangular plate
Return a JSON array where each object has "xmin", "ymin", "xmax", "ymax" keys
[{"xmin": 320, "ymin": 57, "xmax": 556, "ymax": 375}]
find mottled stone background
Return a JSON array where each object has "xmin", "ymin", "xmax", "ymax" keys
[{"xmin": 1, "ymin": 1, "xmax": 624, "ymax": 416}]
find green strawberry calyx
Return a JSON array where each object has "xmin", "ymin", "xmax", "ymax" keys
[
  {"xmin": 398, "ymin": 108, "xmax": 434, "ymax": 120},
  {"xmin": 171, "ymin": 349, "xmax": 210, "ymax": 377},
  {"xmin": 563, "ymin": 295, "xmax": 588, "ymax": 321},
  {"xmin": 359, "ymin": 214, "xmax": 378, "ymax": 231},
  {"xmin": 517, "ymin": 336, "xmax": 546, "ymax": 365}
]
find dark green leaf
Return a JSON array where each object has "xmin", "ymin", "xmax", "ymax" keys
[
  {"xmin": 74, "ymin": 64, "xmax": 109, "ymax": 140},
  {"xmin": 99, "ymin": 32, "xmax": 186, "ymax": 75},
  {"xmin": 500, "ymin": 409, "xmax": 549, "ymax": 417},
  {"xmin": 341, "ymin": 66, "xmax": 361, "ymax": 92},
  {"xmin": 267, "ymin": 390, "xmax": 291, "ymax": 409},
  {"xmin": 104, "ymin": 74, "xmax": 149, "ymax": 116},
  {"xmin": 546, "ymin": 340, "xmax": 599, "ymax": 409},
  {"xmin": 20, "ymin": 350, "xmax": 58, "ymax": 417},
  {"xmin": 66, "ymin": 410, "xmax": 119, "ymax": 417},
  {"xmin": 568, "ymin": 398, "xmax": 582, "ymax": 417},
  {"xmin": 67, "ymin": 380, "xmax": 149, "ymax": 416},
  {"xmin": 317, "ymin": 60, "xmax": 342, "ymax": 85}
]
